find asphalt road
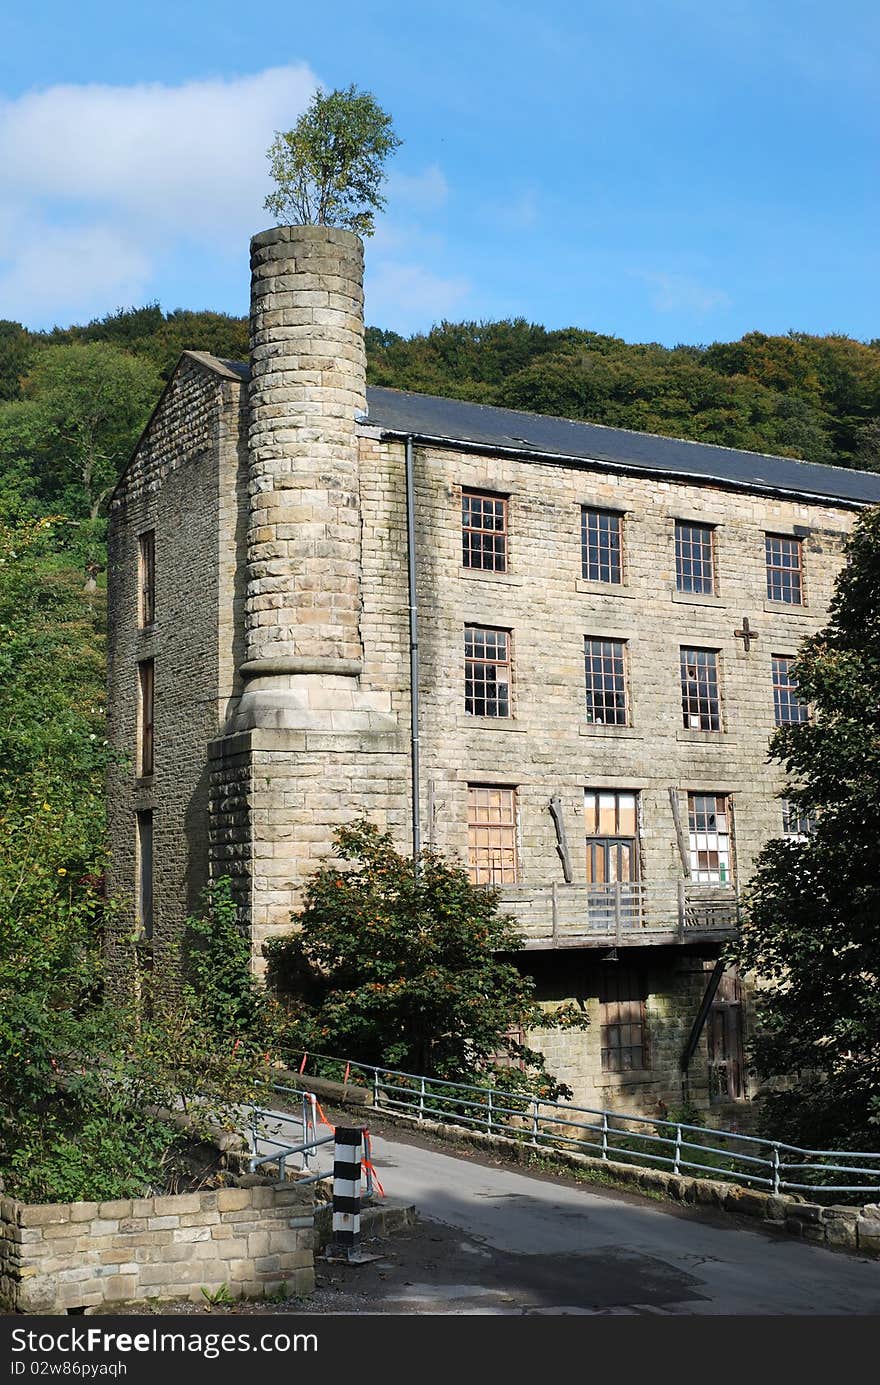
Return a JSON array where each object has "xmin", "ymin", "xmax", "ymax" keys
[{"xmin": 256, "ymin": 1107, "xmax": 880, "ymax": 1315}]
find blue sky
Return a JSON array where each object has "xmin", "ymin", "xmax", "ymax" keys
[{"xmin": 1, "ymin": 0, "xmax": 877, "ymax": 345}]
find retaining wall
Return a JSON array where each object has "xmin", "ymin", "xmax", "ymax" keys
[{"xmin": 0, "ymin": 1183, "xmax": 314, "ymax": 1315}]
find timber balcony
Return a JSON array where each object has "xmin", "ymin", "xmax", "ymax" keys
[{"xmin": 493, "ymin": 881, "xmax": 739, "ymax": 950}]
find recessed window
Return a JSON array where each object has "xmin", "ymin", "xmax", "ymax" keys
[
  {"xmin": 675, "ymin": 521, "xmax": 715, "ymax": 594},
  {"xmin": 680, "ymin": 648, "xmax": 721, "ymax": 731},
  {"xmin": 766, "ymin": 535, "xmax": 803, "ymax": 604},
  {"xmin": 581, "ymin": 508, "xmax": 622, "ymax": 583},
  {"xmin": 585, "ymin": 638, "xmax": 628, "ymax": 725},
  {"xmin": 462, "ymin": 490, "xmax": 507, "ymax": 572},
  {"xmin": 467, "ymin": 785, "xmax": 518, "ymax": 885},
  {"xmin": 136, "ymin": 809, "xmax": 153, "ymax": 940},
  {"xmin": 465, "ymin": 626, "xmax": 511, "ymax": 717},
  {"xmin": 781, "ymin": 799, "xmax": 816, "ymax": 839},
  {"xmin": 688, "ymin": 793, "xmax": 733, "ymax": 884},
  {"xmin": 138, "ymin": 659, "xmax": 154, "ymax": 776},
  {"xmin": 772, "ymin": 656, "xmax": 808, "ymax": 725},
  {"xmin": 584, "ymin": 791, "xmax": 638, "ymax": 883},
  {"xmin": 600, "ymin": 968, "xmax": 649, "ymax": 1072},
  {"xmin": 138, "ymin": 529, "xmax": 155, "ymax": 628}
]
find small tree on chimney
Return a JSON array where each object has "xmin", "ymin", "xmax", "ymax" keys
[{"xmin": 264, "ymin": 84, "xmax": 401, "ymax": 237}]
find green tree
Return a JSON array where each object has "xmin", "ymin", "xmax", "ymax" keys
[
  {"xmin": 264, "ymin": 84, "xmax": 401, "ymax": 236},
  {"xmin": 17, "ymin": 343, "xmax": 161, "ymax": 521},
  {"xmin": 735, "ymin": 506, "xmax": 880, "ymax": 1149},
  {"xmin": 265, "ymin": 819, "xmax": 585, "ymax": 1095}
]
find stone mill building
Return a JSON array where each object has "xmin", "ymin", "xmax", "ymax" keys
[{"xmin": 106, "ymin": 223, "xmax": 880, "ymax": 1117}]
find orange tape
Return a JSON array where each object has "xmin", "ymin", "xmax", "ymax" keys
[
  {"xmin": 314, "ymin": 1098, "xmax": 332, "ymax": 1128},
  {"xmin": 362, "ymin": 1159, "xmax": 385, "ymax": 1198},
  {"xmin": 299, "ymin": 1052, "xmax": 308, "ymax": 1074}
]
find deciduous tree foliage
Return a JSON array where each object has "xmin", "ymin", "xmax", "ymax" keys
[
  {"xmin": 265, "ymin": 819, "xmax": 586, "ymax": 1096},
  {"xmin": 264, "ymin": 85, "xmax": 401, "ymax": 236},
  {"xmin": 736, "ymin": 506, "xmax": 880, "ymax": 1149}
]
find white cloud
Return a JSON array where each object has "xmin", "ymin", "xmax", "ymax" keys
[
  {"xmin": 0, "ymin": 67, "xmax": 462, "ymax": 334},
  {"xmin": 386, "ymin": 164, "xmax": 449, "ymax": 212},
  {"xmin": 0, "ymin": 65, "xmax": 320, "ymax": 324},
  {"xmin": 630, "ymin": 269, "xmax": 730, "ymax": 315},
  {"xmin": 365, "ymin": 261, "xmax": 471, "ymax": 333}
]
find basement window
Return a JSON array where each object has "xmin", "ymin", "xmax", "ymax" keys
[{"xmin": 600, "ymin": 968, "xmax": 649, "ymax": 1072}]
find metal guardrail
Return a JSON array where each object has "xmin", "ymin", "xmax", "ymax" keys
[
  {"xmin": 494, "ymin": 881, "xmax": 739, "ymax": 945},
  {"xmin": 247, "ymin": 1091, "xmax": 334, "ymax": 1184},
  {"xmin": 279, "ymin": 1052, "xmax": 880, "ymax": 1199}
]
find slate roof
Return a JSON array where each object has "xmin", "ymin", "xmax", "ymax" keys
[{"xmin": 194, "ymin": 353, "xmax": 880, "ymax": 508}]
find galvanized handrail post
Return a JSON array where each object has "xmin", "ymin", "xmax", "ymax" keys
[
  {"xmin": 531, "ymin": 1097, "xmax": 540, "ymax": 1144},
  {"xmin": 250, "ymin": 1106, "xmax": 258, "ymax": 1159},
  {"xmin": 419, "ymin": 1076, "xmax": 426, "ymax": 1120},
  {"xmin": 673, "ymin": 1123, "xmax": 682, "ymax": 1175},
  {"xmin": 373, "ymin": 1066, "xmax": 380, "ymax": 1108},
  {"xmin": 601, "ymin": 1112, "xmax": 609, "ymax": 1160},
  {"xmin": 771, "ymin": 1143, "xmax": 781, "ymax": 1195},
  {"xmin": 487, "ymin": 1088, "xmax": 493, "ymax": 1136}
]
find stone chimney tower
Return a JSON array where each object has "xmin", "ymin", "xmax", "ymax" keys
[
  {"xmin": 212, "ymin": 222, "xmax": 402, "ymax": 963},
  {"xmin": 242, "ymin": 224, "xmax": 366, "ymax": 700}
]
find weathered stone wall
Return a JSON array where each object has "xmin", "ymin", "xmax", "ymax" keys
[
  {"xmin": 245, "ymin": 225, "xmax": 366, "ymax": 667},
  {"xmin": 106, "ymin": 355, "xmax": 245, "ymax": 981},
  {"xmin": 0, "ymin": 1185, "xmax": 314, "ymax": 1314}
]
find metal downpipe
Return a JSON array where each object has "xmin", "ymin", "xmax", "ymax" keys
[{"xmin": 405, "ymin": 435, "xmax": 421, "ymax": 866}]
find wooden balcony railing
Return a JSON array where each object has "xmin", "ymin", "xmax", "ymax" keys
[{"xmin": 492, "ymin": 880, "xmax": 739, "ymax": 949}]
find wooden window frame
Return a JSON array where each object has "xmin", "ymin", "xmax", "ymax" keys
[
  {"xmin": 461, "ymin": 490, "xmax": 508, "ymax": 572},
  {"xmin": 584, "ymin": 790, "xmax": 640, "ymax": 885},
  {"xmin": 584, "ymin": 637, "xmax": 629, "ymax": 725},
  {"xmin": 772, "ymin": 655, "xmax": 808, "ymax": 725},
  {"xmin": 465, "ymin": 626, "xmax": 512, "ymax": 717},
  {"xmin": 687, "ymin": 792, "xmax": 734, "ymax": 884},
  {"xmin": 680, "ymin": 647, "xmax": 721, "ymax": 731},
  {"xmin": 765, "ymin": 534, "xmax": 804, "ymax": 604},
  {"xmin": 138, "ymin": 529, "xmax": 156, "ymax": 629},
  {"xmin": 467, "ymin": 784, "xmax": 518, "ymax": 885},
  {"xmin": 136, "ymin": 809, "xmax": 154, "ymax": 940},
  {"xmin": 675, "ymin": 521, "xmax": 716, "ymax": 594},
  {"xmin": 581, "ymin": 508, "xmax": 623, "ymax": 584},
  {"xmin": 600, "ymin": 967, "xmax": 649, "ymax": 1072},
  {"xmin": 138, "ymin": 658, "xmax": 154, "ymax": 777}
]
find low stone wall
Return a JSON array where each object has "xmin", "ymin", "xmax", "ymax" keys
[{"xmin": 0, "ymin": 1183, "xmax": 314, "ymax": 1315}]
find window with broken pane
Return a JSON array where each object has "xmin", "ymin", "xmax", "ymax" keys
[
  {"xmin": 584, "ymin": 790, "xmax": 638, "ymax": 883},
  {"xmin": 680, "ymin": 648, "xmax": 721, "ymax": 730},
  {"xmin": 687, "ymin": 793, "xmax": 733, "ymax": 883},
  {"xmin": 465, "ymin": 626, "xmax": 511, "ymax": 717},
  {"xmin": 585, "ymin": 638, "xmax": 628, "ymax": 724}
]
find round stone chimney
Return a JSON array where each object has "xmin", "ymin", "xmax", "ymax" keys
[{"xmin": 244, "ymin": 224, "xmax": 366, "ymax": 673}]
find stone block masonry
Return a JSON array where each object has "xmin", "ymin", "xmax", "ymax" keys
[{"xmin": 0, "ymin": 1184, "xmax": 314, "ymax": 1314}]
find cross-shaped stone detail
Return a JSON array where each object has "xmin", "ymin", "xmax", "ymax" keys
[{"xmin": 734, "ymin": 616, "xmax": 758, "ymax": 652}]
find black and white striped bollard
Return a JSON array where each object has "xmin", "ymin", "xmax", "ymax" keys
[{"xmin": 331, "ymin": 1126, "xmax": 363, "ymax": 1259}]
